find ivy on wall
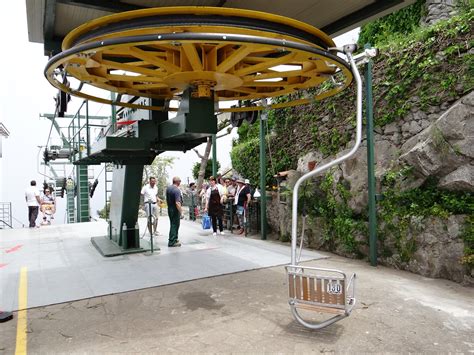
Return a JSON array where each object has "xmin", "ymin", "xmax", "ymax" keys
[
  {"xmin": 231, "ymin": 9, "xmax": 473, "ymax": 186},
  {"xmin": 378, "ymin": 168, "xmax": 474, "ymax": 265},
  {"xmin": 357, "ymin": 0, "xmax": 426, "ymax": 47},
  {"xmin": 303, "ymin": 171, "xmax": 366, "ymax": 256},
  {"xmin": 229, "ymin": 8, "xmax": 473, "ymax": 266}
]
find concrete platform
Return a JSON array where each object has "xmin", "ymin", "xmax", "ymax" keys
[
  {"xmin": 0, "ymin": 219, "xmax": 324, "ymax": 311},
  {"xmin": 0, "ymin": 252, "xmax": 472, "ymax": 353}
]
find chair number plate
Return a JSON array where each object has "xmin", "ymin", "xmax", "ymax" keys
[{"xmin": 326, "ymin": 281, "xmax": 342, "ymax": 294}]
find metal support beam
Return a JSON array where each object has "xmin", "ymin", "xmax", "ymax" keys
[
  {"xmin": 259, "ymin": 111, "xmax": 267, "ymax": 240},
  {"xmin": 365, "ymin": 44, "xmax": 378, "ymax": 266},
  {"xmin": 110, "ymin": 92, "xmax": 117, "ymax": 134},
  {"xmin": 40, "ymin": 113, "xmax": 110, "ymax": 120},
  {"xmin": 43, "ymin": 0, "xmax": 59, "ymax": 56},
  {"xmin": 43, "ymin": 0, "xmax": 57, "ymax": 41},
  {"xmin": 57, "ymin": 0, "xmax": 143, "ymax": 13},
  {"xmin": 322, "ymin": 0, "xmax": 404, "ymax": 35}
]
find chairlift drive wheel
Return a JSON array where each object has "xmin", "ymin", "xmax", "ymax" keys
[{"xmin": 45, "ymin": 7, "xmax": 354, "ymax": 113}]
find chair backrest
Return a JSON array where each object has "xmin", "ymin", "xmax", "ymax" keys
[{"xmin": 288, "ymin": 273, "xmax": 346, "ymax": 308}]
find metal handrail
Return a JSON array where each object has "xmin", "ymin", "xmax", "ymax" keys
[
  {"xmin": 66, "ymin": 100, "xmax": 108, "ymax": 162},
  {"xmin": 290, "ymin": 46, "xmax": 363, "ymax": 265}
]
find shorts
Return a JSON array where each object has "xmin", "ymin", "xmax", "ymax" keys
[
  {"xmin": 236, "ymin": 205, "xmax": 244, "ymax": 215},
  {"xmin": 144, "ymin": 203, "xmax": 158, "ymax": 218}
]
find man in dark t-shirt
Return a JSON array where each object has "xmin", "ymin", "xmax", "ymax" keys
[
  {"xmin": 166, "ymin": 176, "xmax": 183, "ymax": 247},
  {"xmin": 235, "ymin": 179, "xmax": 251, "ymax": 235}
]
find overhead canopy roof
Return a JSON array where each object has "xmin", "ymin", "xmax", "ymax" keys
[{"xmin": 27, "ymin": 0, "xmax": 415, "ymax": 56}]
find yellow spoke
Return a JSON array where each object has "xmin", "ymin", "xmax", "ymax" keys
[
  {"xmin": 235, "ymin": 52, "xmax": 297, "ymax": 76},
  {"xmin": 217, "ymin": 45, "xmax": 254, "ymax": 73},
  {"xmin": 128, "ymin": 47, "xmax": 181, "ymax": 73},
  {"xmin": 131, "ymin": 83, "xmax": 169, "ymax": 90},
  {"xmin": 105, "ymin": 74, "xmax": 165, "ymax": 82},
  {"xmin": 101, "ymin": 59, "xmax": 167, "ymax": 77},
  {"xmin": 182, "ymin": 44, "xmax": 203, "ymax": 71}
]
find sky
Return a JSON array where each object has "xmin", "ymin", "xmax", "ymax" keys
[{"xmin": 0, "ymin": 1, "xmax": 358, "ymax": 228}]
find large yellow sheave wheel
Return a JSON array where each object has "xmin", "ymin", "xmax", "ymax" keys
[{"xmin": 45, "ymin": 7, "xmax": 353, "ymax": 112}]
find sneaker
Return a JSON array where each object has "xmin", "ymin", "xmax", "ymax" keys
[
  {"xmin": 153, "ymin": 231, "xmax": 160, "ymax": 236},
  {"xmin": 168, "ymin": 241, "xmax": 181, "ymax": 247},
  {"xmin": 212, "ymin": 232, "xmax": 217, "ymax": 236},
  {"xmin": 220, "ymin": 231, "xmax": 225, "ymax": 235}
]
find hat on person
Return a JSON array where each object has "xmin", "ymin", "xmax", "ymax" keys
[
  {"xmin": 244, "ymin": 179, "xmax": 250, "ymax": 184},
  {"xmin": 236, "ymin": 178, "xmax": 245, "ymax": 184}
]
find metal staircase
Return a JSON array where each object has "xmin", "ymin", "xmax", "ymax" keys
[
  {"xmin": 65, "ymin": 178, "xmax": 75, "ymax": 223},
  {"xmin": 104, "ymin": 163, "xmax": 113, "ymax": 218},
  {"xmin": 0, "ymin": 202, "xmax": 12, "ymax": 229},
  {"xmin": 76, "ymin": 165, "xmax": 90, "ymax": 222}
]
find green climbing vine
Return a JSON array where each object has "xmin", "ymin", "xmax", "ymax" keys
[
  {"xmin": 229, "ymin": 7, "xmax": 474, "ymax": 268},
  {"xmin": 300, "ymin": 171, "xmax": 366, "ymax": 255},
  {"xmin": 378, "ymin": 167, "xmax": 474, "ymax": 262},
  {"xmin": 231, "ymin": 9, "xmax": 473, "ymax": 184},
  {"xmin": 358, "ymin": 0, "xmax": 426, "ymax": 47}
]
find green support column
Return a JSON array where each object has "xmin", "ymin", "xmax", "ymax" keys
[
  {"xmin": 259, "ymin": 111, "xmax": 267, "ymax": 240},
  {"xmin": 212, "ymin": 133, "xmax": 217, "ymax": 177},
  {"xmin": 108, "ymin": 165, "xmax": 144, "ymax": 248},
  {"xmin": 365, "ymin": 44, "xmax": 378, "ymax": 266}
]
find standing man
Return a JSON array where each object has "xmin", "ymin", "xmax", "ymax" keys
[
  {"xmin": 141, "ymin": 177, "xmax": 162, "ymax": 236},
  {"xmin": 25, "ymin": 180, "xmax": 41, "ymax": 228},
  {"xmin": 235, "ymin": 179, "xmax": 251, "ymax": 235},
  {"xmin": 187, "ymin": 182, "xmax": 197, "ymax": 221},
  {"xmin": 166, "ymin": 176, "xmax": 183, "ymax": 247}
]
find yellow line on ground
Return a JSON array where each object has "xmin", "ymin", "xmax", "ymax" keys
[{"xmin": 15, "ymin": 266, "xmax": 28, "ymax": 355}]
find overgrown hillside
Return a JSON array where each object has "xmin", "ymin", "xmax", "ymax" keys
[
  {"xmin": 231, "ymin": 9, "xmax": 473, "ymax": 185},
  {"xmin": 230, "ymin": 8, "xmax": 473, "ymax": 281}
]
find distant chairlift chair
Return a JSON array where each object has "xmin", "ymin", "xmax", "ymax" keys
[{"xmin": 286, "ymin": 44, "xmax": 362, "ymax": 330}]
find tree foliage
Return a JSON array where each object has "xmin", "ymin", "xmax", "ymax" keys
[
  {"xmin": 143, "ymin": 156, "xmax": 175, "ymax": 198},
  {"xmin": 192, "ymin": 158, "xmax": 220, "ymax": 180}
]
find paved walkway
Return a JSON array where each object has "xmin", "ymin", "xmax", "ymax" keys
[
  {"xmin": 1, "ymin": 239, "xmax": 473, "ymax": 353},
  {"xmin": 0, "ymin": 219, "xmax": 323, "ymax": 310}
]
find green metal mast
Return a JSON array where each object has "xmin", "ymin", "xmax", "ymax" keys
[
  {"xmin": 212, "ymin": 133, "xmax": 217, "ymax": 177},
  {"xmin": 365, "ymin": 43, "xmax": 377, "ymax": 266},
  {"xmin": 259, "ymin": 110, "xmax": 267, "ymax": 240}
]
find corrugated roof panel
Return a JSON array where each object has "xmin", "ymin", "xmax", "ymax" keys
[
  {"xmin": 27, "ymin": 0, "xmax": 417, "ymax": 48},
  {"xmin": 26, "ymin": 0, "xmax": 45, "ymax": 43},
  {"xmin": 295, "ymin": 0, "xmax": 372, "ymax": 28},
  {"xmin": 55, "ymin": 3, "xmax": 113, "ymax": 39},
  {"xmin": 125, "ymin": 0, "xmax": 222, "ymax": 6}
]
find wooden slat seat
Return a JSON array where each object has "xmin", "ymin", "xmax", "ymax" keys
[
  {"xmin": 295, "ymin": 303, "xmax": 346, "ymax": 315},
  {"xmin": 285, "ymin": 265, "xmax": 356, "ymax": 329}
]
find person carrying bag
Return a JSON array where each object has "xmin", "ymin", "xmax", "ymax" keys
[
  {"xmin": 202, "ymin": 213, "xmax": 211, "ymax": 230},
  {"xmin": 204, "ymin": 176, "xmax": 226, "ymax": 236}
]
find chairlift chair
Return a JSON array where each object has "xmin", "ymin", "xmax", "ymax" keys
[{"xmin": 285, "ymin": 44, "xmax": 362, "ymax": 330}]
